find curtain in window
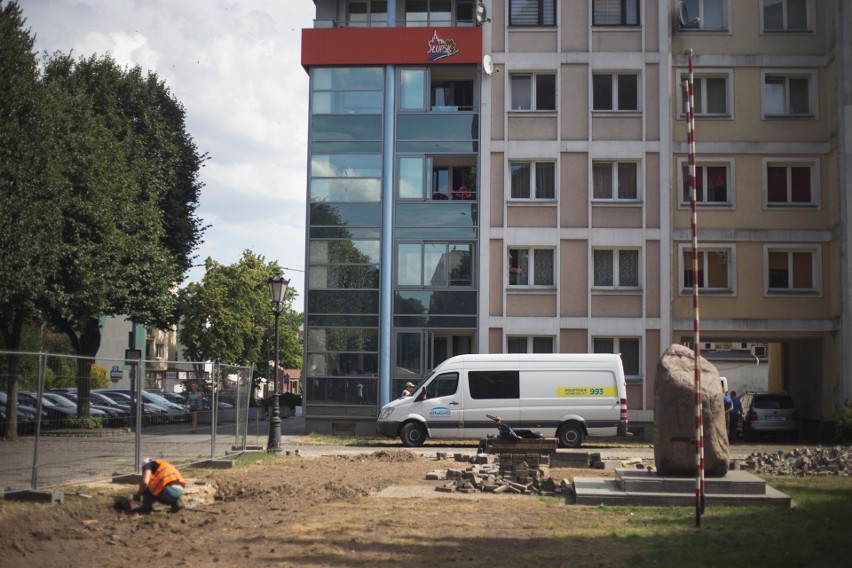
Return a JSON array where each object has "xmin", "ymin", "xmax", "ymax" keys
[
  {"xmin": 511, "ymin": 75, "xmax": 532, "ymax": 110},
  {"xmin": 536, "ymin": 163, "xmax": 555, "ymax": 199},
  {"xmin": 507, "ymin": 336, "xmax": 527, "ymax": 353},
  {"xmin": 511, "ymin": 163, "xmax": 531, "ymax": 198},
  {"xmin": 617, "ymin": 162, "xmax": 637, "ymax": 199},
  {"xmin": 619, "ymin": 250, "xmax": 639, "ymax": 287},
  {"xmin": 619, "ymin": 339, "xmax": 640, "ymax": 376},
  {"xmin": 617, "ymin": 74, "xmax": 638, "ymax": 111},
  {"xmin": 533, "ymin": 337, "xmax": 554, "ymax": 353},
  {"xmin": 594, "ymin": 250, "xmax": 614, "ymax": 286},
  {"xmin": 593, "ymin": 162, "xmax": 613, "ymax": 198},
  {"xmin": 533, "ymin": 250, "xmax": 553, "ymax": 286},
  {"xmin": 791, "ymin": 166, "xmax": 811, "ymax": 203},
  {"xmin": 792, "ymin": 251, "xmax": 813, "ymax": 288}
]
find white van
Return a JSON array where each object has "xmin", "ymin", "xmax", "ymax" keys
[{"xmin": 376, "ymin": 354, "xmax": 628, "ymax": 448}]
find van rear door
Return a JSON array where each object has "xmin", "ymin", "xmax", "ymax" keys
[{"xmin": 461, "ymin": 370, "xmax": 521, "ymax": 439}]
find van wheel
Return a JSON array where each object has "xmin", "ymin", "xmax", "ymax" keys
[
  {"xmin": 557, "ymin": 423, "xmax": 583, "ymax": 448},
  {"xmin": 400, "ymin": 422, "xmax": 427, "ymax": 447}
]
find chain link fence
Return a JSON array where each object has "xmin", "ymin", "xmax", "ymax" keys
[{"xmin": 0, "ymin": 350, "xmax": 258, "ymax": 494}]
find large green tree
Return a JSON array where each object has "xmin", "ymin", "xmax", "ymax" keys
[
  {"xmin": 178, "ymin": 251, "xmax": 302, "ymax": 384},
  {"xmin": 0, "ymin": 1, "xmax": 61, "ymax": 439},
  {"xmin": 36, "ymin": 53, "xmax": 205, "ymax": 418}
]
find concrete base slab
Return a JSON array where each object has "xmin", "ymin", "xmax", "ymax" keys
[
  {"xmin": 3, "ymin": 490, "xmax": 63, "ymax": 504},
  {"xmin": 574, "ymin": 469, "xmax": 791, "ymax": 507}
]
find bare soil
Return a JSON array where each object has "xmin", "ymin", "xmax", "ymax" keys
[{"xmin": 0, "ymin": 450, "xmax": 618, "ymax": 568}]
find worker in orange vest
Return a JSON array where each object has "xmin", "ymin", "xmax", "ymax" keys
[{"xmin": 134, "ymin": 457, "xmax": 186, "ymax": 514}]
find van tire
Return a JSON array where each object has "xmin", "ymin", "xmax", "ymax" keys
[
  {"xmin": 557, "ymin": 423, "xmax": 583, "ymax": 448},
  {"xmin": 400, "ymin": 422, "xmax": 427, "ymax": 447}
]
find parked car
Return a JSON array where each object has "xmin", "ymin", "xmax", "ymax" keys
[
  {"xmin": 95, "ymin": 389, "xmax": 188, "ymax": 423},
  {"xmin": 160, "ymin": 392, "xmax": 187, "ymax": 406},
  {"xmin": 17, "ymin": 391, "xmax": 100, "ymax": 428},
  {"xmin": 0, "ymin": 391, "xmax": 38, "ymax": 435},
  {"xmin": 93, "ymin": 390, "xmax": 169, "ymax": 425},
  {"xmin": 57, "ymin": 392, "xmax": 129, "ymax": 427},
  {"xmin": 740, "ymin": 391, "xmax": 799, "ymax": 441}
]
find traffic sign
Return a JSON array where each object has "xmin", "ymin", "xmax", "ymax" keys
[{"xmin": 109, "ymin": 365, "xmax": 123, "ymax": 383}]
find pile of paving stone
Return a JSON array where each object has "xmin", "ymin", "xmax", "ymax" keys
[
  {"xmin": 428, "ymin": 453, "xmax": 570, "ymax": 496},
  {"xmin": 743, "ymin": 446, "xmax": 852, "ymax": 476}
]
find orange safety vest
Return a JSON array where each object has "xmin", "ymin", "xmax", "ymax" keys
[{"xmin": 147, "ymin": 460, "xmax": 186, "ymax": 497}]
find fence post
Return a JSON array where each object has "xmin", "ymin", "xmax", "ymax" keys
[
  {"xmin": 30, "ymin": 352, "xmax": 47, "ymax": 490},
  {"xmin": 210, "ymin": 361, "xmax": 218, "ymax": 459}
]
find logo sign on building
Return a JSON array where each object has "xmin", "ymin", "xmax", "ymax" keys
[{"xmin": 427, "ymin": 31, "xmax": 459, "ymax": 61}]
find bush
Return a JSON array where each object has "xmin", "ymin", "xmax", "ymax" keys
[
  {"xmin": 64, "ymin": 417, "xmax": 103, "ymax": 430},
  {"xmin": 836, "ymin": 402, "xmax": 852, "ymax": 444},
  {"xmin": 282, "ymin": 392, "xmax": 302, "ymax": 409}
]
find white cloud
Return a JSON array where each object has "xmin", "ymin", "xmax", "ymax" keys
[{"xmin": 19, "ymin": 0, "xmax": 315, "ymax": 312}]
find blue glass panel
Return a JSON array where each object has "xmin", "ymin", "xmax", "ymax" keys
[
  {"xmin": 395, "ymin": 227, "xmax": 478, "ymax": 239},
  {"xmin": 312, "ymin": 115, "xmax": 382, "ymax": 141},
  {"xmin": 397, "ymin": 113, "xmax": 478, "ymax": 140},
  {"xmin": 311, "ymin": 178, "xmax": 381, "ymax": 202},
  {"xmin": 313, "ymin": 67, "xmax": 383, "ymax": 90},
  {"xmin": 395, "ymin": 203, "xmax": 477, "ymax": 227},
  {"xmin": 397, "ymin": 141, "xmax": 479, "ymax": 153},
  {"xmin": 310, "ymin": 202, "xmax": 381, "ymax": 227},
  {"xmin": 311, "ymin": 154, "xmax": 382, "ymax": 178},
  {"xmin": 394, "ymin": 291, "xmax": 477, "ymax": 315},
  {"xmin": 312, "ymin": 141, "xmax": 382, "ymax": 154},
  {"xmin": 308, "ymin": 290, "xmax": 379, "ymax": 314}
]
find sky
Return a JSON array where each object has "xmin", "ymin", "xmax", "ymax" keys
[{"xmin": 17, "ymin": 0, "xmax": 316, "ymax": 312}]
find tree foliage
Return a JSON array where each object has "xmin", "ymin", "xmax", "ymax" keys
[
  {"xmin": 178, "ymin": 251, "xmax": 302, "ymax": 381},
  {"xmin": 1, "ymin": 1, "xmax": 206, "ymax": 431}
]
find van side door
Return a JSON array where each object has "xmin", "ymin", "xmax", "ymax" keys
[
  {"xmin": 420, "ymin": 372, "xmax": 462, "ymax": 438},
  {"xmin": 462, "ymin": 370, "xmax": 521, "ymax": 439}
]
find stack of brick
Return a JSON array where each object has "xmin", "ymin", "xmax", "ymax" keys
[{"xmin": 433, "ymin": 459, "xmax": 567, "ymax": 496}]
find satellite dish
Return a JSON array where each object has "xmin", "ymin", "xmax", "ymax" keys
[
  {"xmin": 676, "ymin": 1, "xmax": 700, "ymax": 28},
  {"xmin": 475, "ymin": 2, "xmax": 490, "ymax": 25},
  {"xmin": 482, "ymin": 54, "xmax": 494, "ymax": 76}
]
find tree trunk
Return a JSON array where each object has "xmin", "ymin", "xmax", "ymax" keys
[
  {"xmin": 73, "ymin": 317, "xmax": 102, "ymax": 418},
  {"xmin": 1, "ymin": 312, "xmax": 25, "ymax": 441}
]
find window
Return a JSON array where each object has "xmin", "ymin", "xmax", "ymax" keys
[
  {"xmin": 679, "ymin": 160, "xmax": 732, "ymax": 205},
  {"xmin": 469, "ymin": 371, "xmax": 520, "ymax": 399},
  {"xmin": 508, "ymin": 248, "xmax": 554, "ymax": 287},
  {"xmin": 348, "ymin": 1, "xmax": 388, "ymax": 27},
  {"xmin": 681, "ymin": 246, "xmax": 734, "ymax": 292},
  {"xmin": 766, "ymin": 247, "xmax": 819, "ymax": 293},
  {"xmin": 592, "ymin": 0, "xmax": 639, "ymax": 26},
  {"xmin": 762, "ymin": 71, "xmax": 815, "ymax": 117},
  {"xmin": 763, "ymin": 0, "xmax": 811, "ymax": 31},
  {"xmin": 510, "ymin": 162, "xmax": 555, "ymax": 199},
  {"xmin": 400, "ymin": 68, "xmax": 427, "ymax": 110},
  {"xmin": 593, "ymin": 161, "xmax": 639, "ymax": 200},
  {"xmin": 764, "ymin": 160, "xmax": 818, "ymax": 207},
  {"xmin": 593, "ymin": 249, "xmax": 640, "ymax": 289},
  {"xmin": 406, "ymin": 0, "xmax": 475, "ymax": 26},
  {"xmin": 510, "ymin": 74, "xmax": 556, "ymax": 111},
  {"xmin": 423, "ymin": 372, "xmax": 459, "ymax": 399},
  {"xmin": 680, "ymin": 73, "xmax": 730, "ymax": 116},
  {"xmin": 397, "ymin": 242, "xmax": 473, "ymax": 286},
  {"xmin": 593, "ymin": 338, "xmax": 640, "ymax": 378},
  {"xmin": 509, "ymin": 0, "xmax": 556, "ymax": 26},
  {"xmin": 593, "ymin": 73, "xmax": 639, "ymax": 112},
  {"xmin": 682, "ymin": 0, "xmax": 728, "ymax": 31},
  {"xmin": 507, "ymin": 336, "xmax": 554, "ymax": 353}
]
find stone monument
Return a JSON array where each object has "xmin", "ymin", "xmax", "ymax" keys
[{"xmin": 654, "ymin": 344, "xmax": 729, "ymax": 477}]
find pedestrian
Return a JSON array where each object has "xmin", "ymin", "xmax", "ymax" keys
[
  {"xmin": 401, "ymin": 381, "xmax": 415, "ymax": 397},
  {"xmin": 187, "ymin": 382, "xmax": 203, "ymax": 433},
  {"xmin": 729, "ymin": 390, "xmax": 742, "ymax": 443},
  {"xmin": 723, "ymin": 387, "xmax": 734, "ymax": 441},
  {"xmin": 133, "ymin": 458, "xmax": 186, "ymax": 514}
]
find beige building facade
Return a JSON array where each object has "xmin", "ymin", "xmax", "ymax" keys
[{"xmin": 300, "ymin": 0, "xmax": 851, "ymax": 439}]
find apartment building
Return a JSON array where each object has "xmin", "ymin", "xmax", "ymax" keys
[{"xmin": 300, "ymin": 1, "xmax": 851, "ymax": 439}]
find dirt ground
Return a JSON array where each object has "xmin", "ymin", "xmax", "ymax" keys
[{"xmin": 0, "ymin": 450, "xmax": 618, "ymax": 568}]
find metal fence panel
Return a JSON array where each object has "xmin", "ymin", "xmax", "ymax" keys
[{"xmin": 0, "ymin": 351, "xmax": 254, "ymax": 494}]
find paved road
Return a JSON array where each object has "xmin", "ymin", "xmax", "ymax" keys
[{"xmin": 1, "ymin": 414, "xmax": 808, "ymax": 494}]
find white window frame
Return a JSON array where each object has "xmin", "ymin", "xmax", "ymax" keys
[
  {"xmin": 761, "ymin": 69, "xmax": 818, "ymax": 118},
  {"xmin": 677, "ymin": 157, "xmax": 735, "ymax": 207},
  {"xmin": 678, "ymin": 69, "xmax": 733, "ymax": 118},
  {"xmin": 507, "ymin": 336, "xmax": 555, "ymax": 354},
  {"xmin": 507, "ymin": 247, "xmax": 555, "ymax": 288},
  {"xmin": 762, "ymin": 157, "xmax": 820, "ymax": 208},
  {"xmin": 678, "ymin": 243, "xmax": 736, "ymax": 295},
  {"xmin": 592, "ymin": 72, "xmax": 641, "ymax": 113},
  {"xmin": 764, "ymin": 245, "xmax": 821, "ymax": 295},
  {"xmin": 509, "ymin": 72, "xmax": 557, "ymax": 112},
  {"xmin": 593, "ymin": 337, "xmax": 641, "ymax": 380},
  {"xmin": 591, "ymin": 160, "xmax": 642, "ymax": 202},
  {"xmin": 680, "ymin": 0, "xmax": 729, "ymax": 31},
  {"xmin": 592, "ymin": 248, "xmax": 642, "ymax": 290},
  {"xmin": 760, "ymin": 0, "xmax": 814, "ymax": 33},
  {"xmin": 509, "ymin": 160, "xmax": 557, "ymax": 200}
]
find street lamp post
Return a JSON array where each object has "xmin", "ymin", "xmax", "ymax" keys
[{"xmin": 267, "ymin": 273, "xmax": 289, "ymax": 454}]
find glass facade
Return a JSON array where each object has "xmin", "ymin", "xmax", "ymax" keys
[{"xmin": 305, "ymin": 62, "xmax": 479, "ymax": 415}]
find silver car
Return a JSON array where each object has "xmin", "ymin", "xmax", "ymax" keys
[{"xmin": 740, "ymin": 392, "xmax": 799, "ymax": 441}]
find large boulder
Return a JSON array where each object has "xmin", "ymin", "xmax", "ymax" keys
[{"xmin": 653, "ymin": 344, "xmax": 729, "ymax": 477}]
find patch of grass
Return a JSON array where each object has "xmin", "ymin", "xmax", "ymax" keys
[{"xmin": 595, "ymin": 475, "xmax": 852, "ymax": 567}]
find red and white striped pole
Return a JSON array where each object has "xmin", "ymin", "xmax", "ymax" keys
[{"xmin": 683, "ymin": 48, "xmax": 705, "ymax": 528}]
